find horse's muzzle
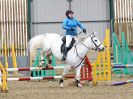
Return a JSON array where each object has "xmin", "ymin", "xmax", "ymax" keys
[{"xmin": 99, "ymin": 47, "xmax": 105, "ymax": 52}]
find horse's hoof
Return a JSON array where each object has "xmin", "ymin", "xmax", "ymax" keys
[
  {"xmin": 59, "ymin": 83, "xmax": 64, "ymax": 88},
  {"xmin": 61, "ymin": 58, "xmax": 65, "ymax": 61},
  {"xmin": 88, "ymin": 80, "xmax": 93, "ymax": 87},
  {"xmin": 77, "ymin": 83, "xmax": 83, "ymax": 87}
]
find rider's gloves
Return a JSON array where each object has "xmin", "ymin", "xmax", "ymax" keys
[
  {"xmin": 70, "ymin": 28, "xmax": 75, "ymax": 31},
  {"xmin": 83, "ymin": 29, "xmax": 86, "ymax": 34}
]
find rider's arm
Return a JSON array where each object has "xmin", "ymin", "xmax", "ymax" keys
[
  {"xmin": 62, "ymin": 19, "xmax": 71, "ymax": 30},
  {"xmin": 76, "ymin": 19, "xmax": 85, "ymax": 30}
]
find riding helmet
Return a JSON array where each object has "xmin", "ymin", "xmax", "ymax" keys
[{"xmin": 65, "ymin": 10, "xmax": 74, "ymax": 17}]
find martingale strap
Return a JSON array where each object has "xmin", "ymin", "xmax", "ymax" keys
[{"xmin": 74, "ymin": 46, "xmax": 86, "ymax": 68}]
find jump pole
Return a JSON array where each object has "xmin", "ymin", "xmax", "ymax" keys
[
  {"xmin": 6, "ymin": 75, "xmax": 76, "ymax": 81},
  {"xmin": 111, "ymin": 80, "xmax": 133, "ymax": 86},
  {"xmin": 5, "ymin": 66, "xmax": 65, "ymax": 72},
  {"xmin": 112, "ymin": 64, "xmax": 133, "ymax": 68},
  {"xmin": 1, "ymin": 56, "xmax": 92, "ymax": 92}
]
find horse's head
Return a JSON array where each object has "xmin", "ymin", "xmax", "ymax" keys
[{"xmin": 89, "ymin": 32, "xmax": 105, "ymax": 51}]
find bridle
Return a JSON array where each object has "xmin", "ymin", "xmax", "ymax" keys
[
  {"xmin": 82, "ymin": 35, "xmax": 102, "ymax": 51},
  {"xmin": 74, "ymin": 34, "xmax": 103, "ymax": 68},
  {"xmin": 75, "ymin": 35, "xmax": 103, "ymax": 60}
]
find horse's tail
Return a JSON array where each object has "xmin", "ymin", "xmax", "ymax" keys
[
  {"xmin": 27, "ymin": 38, "xmax": 32, "ymax": 51},
  {"xmin": 26, "ymin": 37, "xmax": 33, "ymax": 55},
  {"xmin": 26, "ymin": 40, "xmax": 31, "ymax": 55},
  {"xmin": 27, "ymin": 34, "xmax": 48, "ymax": 52}
]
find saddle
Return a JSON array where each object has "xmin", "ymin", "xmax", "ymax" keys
[{"xmin": 61, "ymin": 36, "xmax": 76, "ymax": 53}]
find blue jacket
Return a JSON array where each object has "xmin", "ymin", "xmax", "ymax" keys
[{"xmin": 62, "ymin": 18, "xmax": 85, "ymax": 36}]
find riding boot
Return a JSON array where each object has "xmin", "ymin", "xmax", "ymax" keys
[{"xmin": 61, "ymin": 47, "xmax": 68, "ymax": 61}]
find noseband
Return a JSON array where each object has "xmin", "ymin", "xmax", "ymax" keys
[{"xmin": 90, "ymin": 36, "xmax": 102, "ymax": 51}]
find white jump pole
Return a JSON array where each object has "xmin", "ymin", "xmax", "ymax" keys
[{"xmin": 5, "ymin": 66, "xmax": 66, "ymax": 72}]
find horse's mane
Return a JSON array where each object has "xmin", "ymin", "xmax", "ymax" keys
[{"xmin": 77, "ymin": 35, "xmax": 90, "ymax": 43}]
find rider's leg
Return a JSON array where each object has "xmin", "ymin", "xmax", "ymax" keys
[
  {"xmin": 73, "ymin": 36, "xmax": 78, "ymax": 46},
  {"xmin": 66, "ymin": 35, "xmax": 72, "ymax": 47},
  {"xmin": 62, "ymin": 35, "xmax": 72, "ymax": 61}
]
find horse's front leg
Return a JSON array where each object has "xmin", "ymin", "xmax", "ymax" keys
[
  {"xmin": 75, "ymin": 65, "xmax": 83, "ymax": 87},
  {"xmin": 59, "ymin": 66, "xmax": 71, "ymax": 88}
]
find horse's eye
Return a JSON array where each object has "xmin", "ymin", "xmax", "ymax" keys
[{"xmin": 95, "ymin": 40, "xmax": 97, "ymax": 42}]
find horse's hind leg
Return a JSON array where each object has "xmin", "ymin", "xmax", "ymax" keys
[
  {"xmin": 59, "ymin": 66, "xmax": 71, "ymax": 88},
  {"xmin": 75, "ymin": 65, "xmax": 83, "ymax": 87},
  {"xmin": 40, "ymin": 51, "xmax": 52, "ymax": 68}
]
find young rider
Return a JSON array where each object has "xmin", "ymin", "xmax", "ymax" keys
[{"xmin": 62, "ymin": 10, "xmax": 86, "ymax": 61}]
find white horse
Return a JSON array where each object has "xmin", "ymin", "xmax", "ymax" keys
[{"xmin": 28, "ymin": 33, "xmax": 104, "ymax": 87}]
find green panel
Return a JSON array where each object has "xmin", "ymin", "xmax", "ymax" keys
[
  {"xmin": 31, "ymin": 49, "xmax": 56, "ymax": 77},
  {"xmin": 112, "ymin": 32, "xmax": 133, "ymax": 75},
  {"xmin": 112, "ymin": 33, "xmax": 123, "ymax": 63}
]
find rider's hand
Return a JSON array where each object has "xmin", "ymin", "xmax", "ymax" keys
[
  {"xmin": 70, "ymin": 28, "xmax": 75, "ymax": 31},
  {"xmin": 83, "ymin": 29, "xmax": 86, "ymax": 34}
]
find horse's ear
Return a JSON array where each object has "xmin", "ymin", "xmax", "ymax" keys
[
  {"xmin": 90, "ymin": 32, "xmax": 96, "ymax": 37},
  {"xmin": 90, "ymin": 34, "xmax": 93, "ymax": 38},
  {"xmin": 93, "ymin": 32, "xmax": 97, "ymax": 35},
  {"xmin": 92, "ymin": 32, "xmax": 95, "ymax": 36},
  {"xmin": 92, "ymin": 32, "xmax": 95, "ymax": 35}
]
